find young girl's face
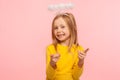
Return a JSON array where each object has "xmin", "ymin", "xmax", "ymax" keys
[{"xmin": 53, "ymin": 17, "xmax": 70, "ymax": 43}]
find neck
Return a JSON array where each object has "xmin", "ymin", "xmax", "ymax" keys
[{"xmin": 60, "ymin": 38, "xmax": 70, "ymax": 46}]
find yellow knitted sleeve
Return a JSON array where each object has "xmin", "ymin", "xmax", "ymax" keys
[
  {"xmin": 72, "ymin": 46, "xmax": 84, "ymax": 80},
  {"xmin": 46, "ymin": 45, "xmax": 56, "ymax": 80}
]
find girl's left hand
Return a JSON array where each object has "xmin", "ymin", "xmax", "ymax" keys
[
  {"xmin": 78, "ymin": 48, "xmax": 89, "ymax": 60},
  {"xmin": 78, "ymin": 48, "xmax": 89, "ymax": 67}
]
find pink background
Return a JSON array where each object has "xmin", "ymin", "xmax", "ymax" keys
[{"xmin": 0, "ymin": 0, "xmax": 120, "ymax": 80}]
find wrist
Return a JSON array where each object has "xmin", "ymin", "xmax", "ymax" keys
[
  {"xmin": 78, "ymin": 59, "xmax": 84, "ymax": 68},
  {"xmin": 50, "ymin": 61, "xmax": 57, "ymax": 69}
]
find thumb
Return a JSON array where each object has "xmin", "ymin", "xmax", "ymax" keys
[{"xmin": 50, "ymin": 54, "xmax": 54, "ymax": 58}]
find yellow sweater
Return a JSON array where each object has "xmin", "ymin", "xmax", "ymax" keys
[{"xmin": 46, "ymin": 44, "xmax": 84, "ymax": 80}]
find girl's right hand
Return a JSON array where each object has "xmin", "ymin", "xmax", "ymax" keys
[{"xmin": 50, "ymin": 53, "xmax": 60, "ymax": 69}]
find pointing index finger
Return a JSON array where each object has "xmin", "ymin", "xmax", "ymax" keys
[{"xmin": 84, "ymin": 48, "xmax": 89, "ymax": 53}]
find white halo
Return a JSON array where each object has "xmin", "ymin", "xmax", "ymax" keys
[{"xmin": 48, "ymin": 2, "xmax": 74, "ymax": 11}]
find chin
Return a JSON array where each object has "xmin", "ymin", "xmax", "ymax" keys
[{"xmin": 58, "ymin": 39, "xmax": 68, "ymax": 42}]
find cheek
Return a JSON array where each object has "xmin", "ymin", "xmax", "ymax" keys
[
  {"xmin": 67, "ymin": 31, "xmax": 71, "ymax": 37},
  {"xmin": 53, "ymin": 30, "xmax": 57, "ymax": 35},
  {"xmin": 65, "ymin": 29, "xmax": 70, "ymax": 35}
]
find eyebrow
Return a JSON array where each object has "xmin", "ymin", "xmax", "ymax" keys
[{"xmin": 54, "ymin": 24, "xmax": 64, "ymax": 27}]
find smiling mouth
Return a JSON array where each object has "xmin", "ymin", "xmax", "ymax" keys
[{"xmin": 57, "ymin": 34, "xmax": 65, "ymax": 38}]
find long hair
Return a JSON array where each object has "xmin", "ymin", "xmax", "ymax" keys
[{"xmin": 52, "ymin": 12, "xmax": 79, "ymax": 52}]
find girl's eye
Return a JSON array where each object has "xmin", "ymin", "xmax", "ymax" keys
[
  {"xmin": 54, "ymin": 27, "xmax": 58, "ymax": 30},
  {"xmin": 61, "ymin": 26, "xmax": 65, "ymax": 28}
]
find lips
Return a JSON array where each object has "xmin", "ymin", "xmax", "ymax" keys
[{"xmin": 57, "ymin": 34, "xmax": 65, "ymax": 38}]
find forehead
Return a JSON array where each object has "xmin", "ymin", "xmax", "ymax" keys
[{"xmin": 54, "ymin": 17, "xmax": 68, "ymax": 26}]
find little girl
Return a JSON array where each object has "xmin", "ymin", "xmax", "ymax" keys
[{"xmin": 46, "ymin": 12, "xmax": 89, "ymax": 80}]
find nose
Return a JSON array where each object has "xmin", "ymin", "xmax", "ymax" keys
[{"xmin": 57, "ymin": 27, "xmax": 62, "ymax": 32}]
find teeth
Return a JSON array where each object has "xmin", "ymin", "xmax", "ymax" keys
[{"xmin": 58, "ymin": 34, "xmax": 64, "ymax": 37}]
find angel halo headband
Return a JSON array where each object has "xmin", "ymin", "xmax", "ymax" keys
[
  {"xmin": 48, "ymin": 2, "xmax": 74, "ymax": 15},
  {"xmin": 48, "ymin": 2, "xmax": 74, "ymax": 11}
]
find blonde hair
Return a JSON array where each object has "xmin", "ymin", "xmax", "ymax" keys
[{"xmin": 52, "ymin": 12, "xmax": 79, "ymax": 52}]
